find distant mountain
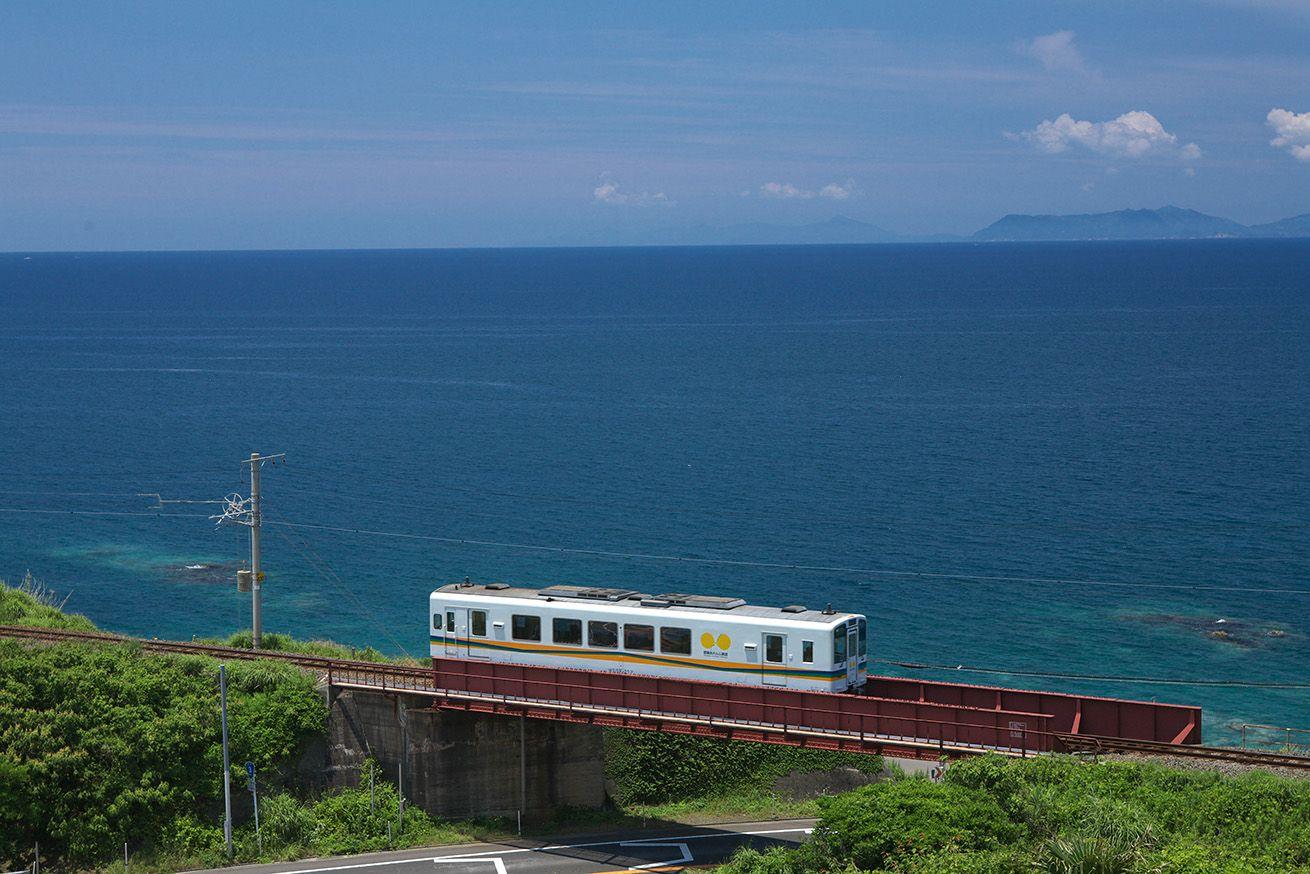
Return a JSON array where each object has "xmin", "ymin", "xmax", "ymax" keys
[
  {"xmin": 973, "ymin": 206, "xmax": 1249, "ymax": 241},
  {"xmin": 538, "ymin": 207, "xmax": 1309, "ymax": 249},
  {"xmin": 1247, "ymin": 213, "xmax": 1310, "ymax": 238}
]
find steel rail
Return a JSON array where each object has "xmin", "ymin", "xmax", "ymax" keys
[
  {"xmin": 4, "ymin": 624, "xmax": 1309, "ymax": 770},
  {"xmin": 1057, "ymin": 734, "xmax": 1310, "ymax": 769}
]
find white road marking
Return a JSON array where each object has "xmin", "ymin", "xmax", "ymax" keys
[
  {"xmin": 191, "ymin": 825, "xmax": 812, "ymax": 874},
  {"xmin": 617, "ymin": 841, "xmax": 692, "ymax": 869},
  {"xmin": 243, "ymin": 858, "xmax": 446, "ymax": 874},
  {"xmin": 437, "ymin": 826, "xmax": 811, "ymax": 860},
  {"xmin": 433, "ymin": 860, "xmax": 506, "ymax": 874}
]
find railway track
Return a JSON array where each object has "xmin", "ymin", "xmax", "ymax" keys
[
  {"xmin": 1057, "ymin": 734, "xmax": 1310, "ymax": 770},
  {"xmin": 4, "ymin": 623, "xmax": 1309, "ymax": 770}
]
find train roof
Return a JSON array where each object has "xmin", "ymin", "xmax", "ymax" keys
[{"xmin": 433, "ymin": 582, "xmax": 859, "ymax": 626}]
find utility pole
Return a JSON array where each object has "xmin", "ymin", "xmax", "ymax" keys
[
  {"xmin": 245, "ymin": 452, "xmax": 265, "ymax": 649},
  {"xmin": 220, "ymin": 665, "xmax": 233, "ymax": 860},
  {"xmin": 214, "ymin": 452, "xmax": 284, "ymax": 649}
]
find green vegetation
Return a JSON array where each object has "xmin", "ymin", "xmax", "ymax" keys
[
  {"xmin": 205, "ymin": 629, "xmax": 417, "ymax": 665},
  {"xmin": 0, "ymin": 581, "xmax": 482, "ymax": 871},
  {"xmin": 0, "ymin": 571, "xmax": 97, "ymax": 631},
  {"xmin": 112, "ymin": 761, "xmax": 484, "ymax": 872},
  {"xmin": 715, "ymin": 754, "xmax": 1310, "ymax": 873},
  {"xmin": 0, "ymin": 636, "xmax": 323, "ymax": 866},
  {"xmin": 604, "ymin": 729, "xmax": 884, "ymax": 820}
]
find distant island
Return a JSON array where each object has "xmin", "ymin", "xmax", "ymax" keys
[
  {"xmin": 972, "ymin": 206, "xmax": 1310, "ymax": 242},
  {"xmin": 552, "ymin": 207, "xmax": 1310, "ymax": 248}
]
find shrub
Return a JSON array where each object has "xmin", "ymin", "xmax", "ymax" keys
[
  {"xmin": 814, "ymin": 778, "xmax": 1022, "ymax": 870},
  {"xmin": 0, "ymin": 639, "xmax": 325, "ymax": 867}
]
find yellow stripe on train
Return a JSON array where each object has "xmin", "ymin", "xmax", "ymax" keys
[{"xmin": 430, "ymin": 635, "xmax": 851, "ymax": 681}]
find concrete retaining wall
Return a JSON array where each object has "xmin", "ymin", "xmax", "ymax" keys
[{"xmin": 317, "ymin": 688, "xmax": 607, "ymax": 820}]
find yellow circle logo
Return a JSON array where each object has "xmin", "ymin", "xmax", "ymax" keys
[
  {"xmin": 701, "ymin": 632, "xmax": 715, "ymax": 649},
  {"xmin": 717, "ymin": 633, "xmax": 731, "ymax": 650}
]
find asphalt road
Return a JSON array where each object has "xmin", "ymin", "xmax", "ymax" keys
[{"xmin": 190, "ymin": 819, "xmax": 816, "ymax": 874}]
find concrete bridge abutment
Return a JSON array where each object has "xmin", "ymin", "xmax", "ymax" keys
[{"xmin": 317, "ymin": 688, "xmax": 607, "ymax": 821}]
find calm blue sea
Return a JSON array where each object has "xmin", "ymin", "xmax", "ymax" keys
[{"xmin": 1, "ymin": 241, "xmax": 1307, "ymax": 742}]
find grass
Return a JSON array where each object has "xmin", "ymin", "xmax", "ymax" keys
[
  {"xmin": 625, "ymin": 788, "xmax": 832, "ymax": 822},
  {"xmin": 0, "ymin": 571, "xmax": 97, "ymax": 631}
]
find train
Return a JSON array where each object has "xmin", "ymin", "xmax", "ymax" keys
[{"xmin": 429, "ymin": 581, "xmax": 868, "ymax": 693}]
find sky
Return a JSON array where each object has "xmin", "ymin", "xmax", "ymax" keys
[{"xmin": 2, "ymin": 1, "xmax": 1309, "ymax": 250}]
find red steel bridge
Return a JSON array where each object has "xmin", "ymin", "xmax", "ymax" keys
[{"xmin": 5, "ymin": 623, "xmax": 1274, "ymax": 767}]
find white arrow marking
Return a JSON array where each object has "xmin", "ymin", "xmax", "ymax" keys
[{"xmin": 618, "ymin": 841, "xmax": 693, "ymax": 870}]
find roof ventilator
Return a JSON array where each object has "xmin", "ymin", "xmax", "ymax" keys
[
  {"xmin": 640, "ymin": 593, "xmax": 747, "ymax": 610},
  {"xmin": 537, "ymin": 585, "xmax": 640, "ymax": 602}
]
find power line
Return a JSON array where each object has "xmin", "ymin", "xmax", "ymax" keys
[
  {"xmin": 280, "ymin": 481, "xmax": 1309, "ymax": 534},
  {"xmin": 261, "ymin": 517, "xmax": 1310, "ymax": 596},
  {"xmin": 0, "ymin": 507, "xmax": 213, "ymax": 519},
  {"xmin": 269, "ymin": 525, "xmax": 414, "ymax": 659},
  {"xmin": 0, "ymin": 490, "xmax": 145, "ymax": 498},
  {"xmin": 878, "ymin": 659, "xmax": 1310, "ymax": 689}
]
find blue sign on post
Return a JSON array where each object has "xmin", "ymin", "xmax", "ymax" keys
[{"xmin": 245, "ymin": 761, "xmax": 262, "ymax": 852}]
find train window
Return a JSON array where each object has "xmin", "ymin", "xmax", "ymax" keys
[
  {"xmin": 432, "ymin": 613, "xmax": 442, "ymax": 633},
  {"xmin": 446, "ymin": 611, "xmax": 456, "ymax": 632},
  {"xmin": 511, "ymin": 614, "xmax": 541, "ymax": 641},
  {"xmin": 858, "ymin": 618, "xmax": 867, "ymax": 656},
  {"xmin": 833, "ymin": 629, "xmax": 848, "ymax": 662},
  {"xmin": 802, "ymin": 641, "xmax": 814, "ymax": 663},
  {"xmin": 588, "ymin": 620, "xmax": 618, "ymax": 649},
  {"xmin": 660, "ymin": 626, "xmax": 691, "ymax": 655},
  {"xmin": 553, "ymin": 617, "xmax": 583, "ymax": 646},
  {"xmin": 624, "ymin": 624, "xmax": 655, "ymax": 652},
  {"xmin": 471, "ymin": 610, "xmax": 487, "ymax": 637}
]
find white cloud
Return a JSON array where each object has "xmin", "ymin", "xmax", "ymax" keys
[
  {"xmin": 1267, "ymin": 108, "xmax": 1310, "ymax": 161},
  {"xmin": 1015, "ymin": 30, "xmax": 1087, "ymax": 74},
  {"xmin": 592, "ymin": 177, "xmax": 672, "ymax": 206},
  {"xmin": 818, "ymin": 182, "xmax": 853, "ymax": 200},
  {"xmin": 1015, "ymin": 111, "xmax": 1202, "ymax": 160},
  {"xmin": 760, "ymin": 181, "xmax": 814, "ymax": 199},
  {"xmin": 759, "ymin": 180, "xmax": 855, "ymax": 200}
]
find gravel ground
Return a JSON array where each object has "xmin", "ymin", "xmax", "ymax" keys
[{"xmin": 1101, "ymin": 752, "xmax": 1310, "ymax": 781}]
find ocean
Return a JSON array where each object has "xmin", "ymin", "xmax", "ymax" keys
[{"xmin": 1, "ymin": 241, "xmax": 1306, "ymax": 743}]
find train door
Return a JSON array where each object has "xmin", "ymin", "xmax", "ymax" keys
[
  {"xmin": 845, "ymin": 624, "xmax": 859, "ymax": 688},
  {"xmin": 762, "ymin": 632, "xmax": 787, "ymax": 686},
  {"xmin": 444, "ymin": 608, "xmax": 469, "ymax": 657}
]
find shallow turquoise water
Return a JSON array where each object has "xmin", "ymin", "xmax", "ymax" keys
[{"xmin": 1, "ymin": 241, "xmax": 1306, "ymax": 742}]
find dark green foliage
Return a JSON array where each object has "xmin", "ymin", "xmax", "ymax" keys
[
  {"xmin": 715, "ymin": 755, "xmax": 1310, "ymax": 873},
  {"xmin": 946, "ymin": 754, "xmax": 1310, "ymax": 869},
  {"xmin": 604, "ymin": 729, "xmax": 882, "ymax": 804},
  {"xmin": 814, "ymin": 779, "xmax": 1021, "ymax": 869},
  {"xmin": 0, "ymin": 639, "xmax": 325, "ymax": 867},
  {"xmin": 144, "ymin": 764, "xmax": 476, "ymax": 868}
]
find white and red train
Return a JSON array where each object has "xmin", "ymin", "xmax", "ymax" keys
[{"xmin": 430, "ymin": 581, "xmax": 868, "ymax": 693}]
